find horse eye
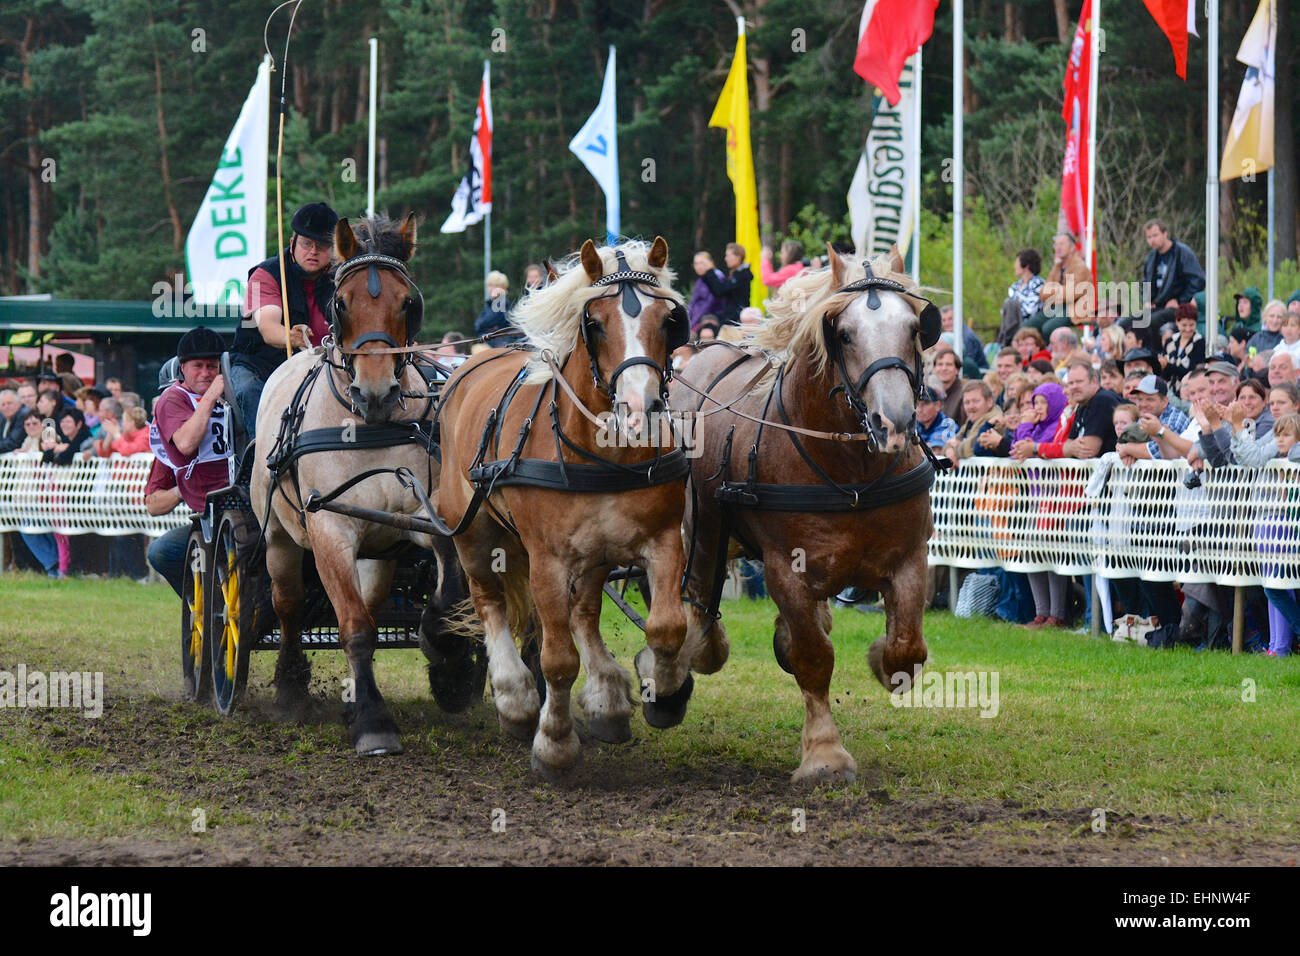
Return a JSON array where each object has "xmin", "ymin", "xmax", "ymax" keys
[
  {"xmin": 839, "ymin": 329, "xmax": 852, "ymax": 345},
  {"xmin": 334, "ymin": 297, "xmax": 347, "ymax": 312}
]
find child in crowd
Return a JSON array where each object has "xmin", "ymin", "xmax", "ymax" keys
[
  {"xmin": 1112, "ymin": 402, "xmax": 1147, "ymax": 447},
  {"xmin": 1275, "ymin": 312, "xmax": 1300, "ymax": 364}
]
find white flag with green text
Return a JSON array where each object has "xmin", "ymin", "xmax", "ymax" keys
[{"xmin": 185, "ymin": 56, "xmax": 270, "ymax": 309}]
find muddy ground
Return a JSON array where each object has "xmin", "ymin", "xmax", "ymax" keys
[{"xmin": 3, "ymin": 687, "xmax": 1294, "ymax": 867}]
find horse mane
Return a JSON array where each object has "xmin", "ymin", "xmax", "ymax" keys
[
  {"xmin": 513, "ymin": 239, "xmax": 682, "ymax": 384},
  {"xmin": 348, "ymin": 215, "xmax": 415, "ymax": 262},
  {"xmin": 749, "ymin": 251, "xmax": 923, "ymax": 378}
]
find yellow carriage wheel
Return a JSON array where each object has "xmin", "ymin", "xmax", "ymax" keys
[{"xmin": 181, "ymin": 527, "xmax": 212, "ymax": 703}]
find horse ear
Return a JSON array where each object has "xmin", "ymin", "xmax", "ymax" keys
[
  {"xmin": 887, "ymin": 243, "xmax": 905, "ymax": 276},
  {"xmin": 544, "ymin": 259, "xmax": 559, "ymax": 283},
  {"xmin": 335, "ymin": 218, "xmax": 357, "ymax": 262},
  {"xmin": 580, "ymin": 239, "xmax": 603, "ymax": 282},
  {"xmin": 648, "ymin": 235, "xmax": 669, "ymax": 269},
  {"xmin": 828, "ymin": 242, "xmax": 846, "ymax": 288},
  {"xmin": 399, "ymin": 211, "xmax": 418, "ymax": 257}
]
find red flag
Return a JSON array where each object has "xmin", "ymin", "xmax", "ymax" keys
[
  {"xmin": 1060, "ymin": 0, "xmax": 1092, "ymax": 276},
  {"xmin": 1142, "ymin": 0, "xmax": 1190, "ymax": 80},
  {"xmin": 853, "ymin": 0, "xmax": 939, "ymax": 107}
]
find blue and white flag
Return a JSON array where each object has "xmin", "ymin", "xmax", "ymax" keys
[{"xmin": 568, "ymin": 46, "xmax": 619, "ymax": 245}]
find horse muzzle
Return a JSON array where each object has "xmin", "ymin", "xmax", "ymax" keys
[
  {"xmin": 867, "ymin": 409, "xmax": 915, "ymax": 455},
  {"xmin": 348, "ymin": 380, "xmax": 401, "ymax": 424}
]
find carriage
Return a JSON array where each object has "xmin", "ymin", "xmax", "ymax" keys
[{"xmin": 177, "ymin": 437, "xmax": 485, "ymax": 717}]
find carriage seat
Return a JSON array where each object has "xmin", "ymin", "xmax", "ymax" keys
[{"xmin": 221, "ymin": 350, "xmax": 251, "ymax": 466}]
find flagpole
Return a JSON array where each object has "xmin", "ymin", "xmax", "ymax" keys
[
  {"xmin": 1267, "ymin": 168, "xmax": 1275, "ymax": 300},
  {"xmin": 484, "ymin": 210, "xmax": 491, "ymax": 289},
  {"xmin": 1206, "ymin": 0, "xmax": 1219, "ymax": 354},
  {"xmin": 1085, "ymin": 0, "xmax": 1099, "ymax": 282},
  {"xmin": 911, "ymin": 47, "xmax": 922, "ymax": 284},
  {"xmin": 367, "ymin": 37, "xmax": 377, "ymax": 218},
  {"xmin": 952, "ymin": 0, "xmax": 964, "ymax": 364}
]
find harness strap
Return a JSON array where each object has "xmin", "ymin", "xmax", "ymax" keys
[
  {"xmin": 716, "ymin": 458, "xmax": 935, "ymax": 512},
  {"xmin": 470, "ymin": 452, "xmax": 690, "ymax": 492}
]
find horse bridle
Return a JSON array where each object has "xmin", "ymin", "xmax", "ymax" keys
[
  {"xmin": 328, "ymin": 251, "xmax": 425, "ymax": 378},
  {"xmin": 822, "ymin": 263, "xmax": 941, "ymax": 446},
  {"xmin": 580, "ymin": 251, "xmax": 689, "ymax": 402}
]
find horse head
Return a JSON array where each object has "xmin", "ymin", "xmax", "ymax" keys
[
  {"xmin": 823, "ymin": 244, "xmax": 940, "ymax": 454},
  {"xmin": 577, "ymin": 236, "xmax": 689, "ymax": 440},
  {"xmin": 331, "ymin": 212, "xmax": 422, "ymax": 424}
]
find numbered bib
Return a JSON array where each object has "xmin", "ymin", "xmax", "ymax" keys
[{"xmin": 150, "ymin": 384, "xmax": 233, "ymax": 484}]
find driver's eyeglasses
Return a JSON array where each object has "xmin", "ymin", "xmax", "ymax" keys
[{"xmin": 297, "ymin": 238, "xmax": 333, "ymax": 254}]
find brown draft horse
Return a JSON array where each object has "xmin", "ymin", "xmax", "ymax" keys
[
  {"xmin": 664, "ymin": 246, "xmax": 938, "ymax": 784},
  {"xmin": 435, "ymin": 237, "xmax": 691, "ymax": 780},
  {"xmin": 251, "ymin": 214, "xmax": 470, "ymax": 755}
]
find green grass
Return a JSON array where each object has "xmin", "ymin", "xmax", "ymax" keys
[{"xmin": 2, "ymin": 571, "xmax": 1299, "ymax": 844}]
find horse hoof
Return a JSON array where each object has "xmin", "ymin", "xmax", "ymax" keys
[
  {"xmin": 790, "ymin": 763, "xmax": 856, "ymax": 787},
  {"xmin": 867, "ymin": 637, "xmax": 890, "ymax": 690},
  {"xmin": 773, "ymin": 632, "xmax": 794, "ymax": 676},
  {"xmin": 498, "ymin": 713, "xmax": 538, "ymax": 742},
  {"xmin": 428, "ymin": 651, "xmax": 487, "ymax": 714},
  {"xmin": 354, "ymin": 731, "xmax": 403, "ymax": 756},
  {"xmin": 642, "ymin": 672, "xmax": 694, "ymax": 730},
  {"xmin": 585, "ymin": 713, "xmax": 633, "ymax": 744},
  {"xmin": 530, "ymin": 749, "xmax": 582, "ymax": 784}
]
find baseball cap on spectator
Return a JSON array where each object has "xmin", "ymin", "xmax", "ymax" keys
[
  {"xmin": 37, "ymin": 372, "xmax": 61, "ymax": 385},
  {"xmin": 1119, "ymin": 347, "xmax": 1158, "ymax": 370},
  {"xmin": 89, "ymin": 385, "xmax": 111, "ymax": 399},
  {"xmin": 1134, "ymin": 374, "xmax": 1168, "ymax": 396},
  {"xmin": 918, "ymin": 386, "xmax": 940, "ymax": 403},
  {"xmin": 1229, "ymin": 326, "xmax": 1253, "ymax": 344},
  {"xmin": 1206, "ymin": 360, "xmax": 1240, "ymax": 378}
]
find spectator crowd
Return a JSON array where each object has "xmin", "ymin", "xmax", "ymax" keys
[{"xmin": 1, "ymin": 351, "xmax": 152, "ymax": 581}]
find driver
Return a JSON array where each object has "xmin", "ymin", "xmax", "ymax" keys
[
  {"xmin": 144, "ymin": 327, "xmax": 234, "ymax": 596},
  {"xmin": 227, "ymin": 201, "xmax": 339, "ymax": 442}
]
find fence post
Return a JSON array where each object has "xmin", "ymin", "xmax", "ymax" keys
[
  {"xmin": 948, "ymin": 566, "xmax": 959, "ymax": 612},
  {"xmin": 1232, "ymin": 586, "xmax": 1244, "ymax": 655}
]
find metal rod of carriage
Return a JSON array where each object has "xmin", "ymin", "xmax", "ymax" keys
[{"xmin": 305, "ymin": 498, "xmax": 446, "ymax": 537}]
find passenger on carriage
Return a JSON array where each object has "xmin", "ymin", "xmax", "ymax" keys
[
  {"xmin": 144, "ymin": 328, "xmax": 234, "ymax": 597},
  {"xmin": 227, "ymin": 201, "xmax": 340, "ymax": 444}
]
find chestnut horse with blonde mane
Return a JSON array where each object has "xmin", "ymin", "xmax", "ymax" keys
[
  {"xmin": 435, "ymin": 237, "xmax": 692, "ymax": 780},
  {"xmin": 662, "ymin": 246, "xmax": 942, "ymax": 784}
]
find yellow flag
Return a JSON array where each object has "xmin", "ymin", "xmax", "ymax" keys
[
  {"xmin": 1220, "ymin": 0, "xmax": 1275, "ymax": 181},
  {"xmin": 709, "ymin": 20, "xmax": 767, "ymax": 309}
]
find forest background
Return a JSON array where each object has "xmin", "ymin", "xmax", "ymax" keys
[{"xmin": 2, "ymin": 0, "xmax": 1296, "ymax": 341}]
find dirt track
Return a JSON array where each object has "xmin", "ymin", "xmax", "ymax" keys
[{"xmin": 4, "ymin": 690, "xmax": 1293, "ymax": 867}]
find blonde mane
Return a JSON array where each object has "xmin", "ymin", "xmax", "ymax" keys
[
  {"xmin": 750, "ymin": 252, "xmax": 925, "ymax": 378},
  {"xmin": 512, "ymin": 239, "xmax": 683, "ymax": 384}
]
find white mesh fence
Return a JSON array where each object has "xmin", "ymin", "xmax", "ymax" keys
[
  {"xmin": 0, "ymin": 453, "xmax": 188, "ymax": 538},
  {"xmin": 4, "ymin": 451, "xmax": 1300, "ymax": 587},
  {"xmin": 929, "ymin": 456, "xmax": 1300, "ymax": 589}
]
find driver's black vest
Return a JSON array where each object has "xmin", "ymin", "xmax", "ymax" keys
[{"xmin": 229, "ymin": 249, "xmax": 335, "ymax": 381}]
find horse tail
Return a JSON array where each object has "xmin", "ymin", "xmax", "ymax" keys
[{"xmin": 500, "ymin": 560, "xmax": 537, "ymax": 646}]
